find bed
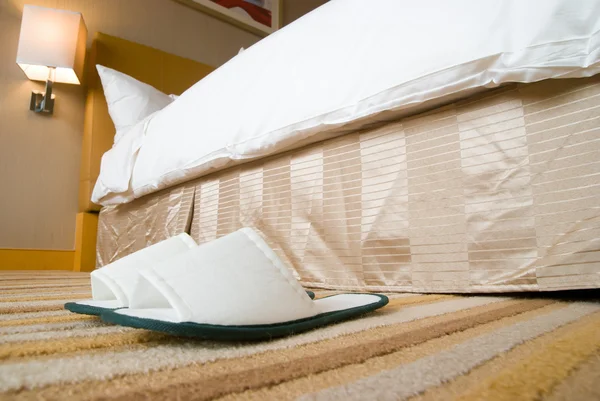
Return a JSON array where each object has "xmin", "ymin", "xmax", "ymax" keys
[{"xmin": 86, "ymin": 0, "xmax": 600, "ymax": 293}]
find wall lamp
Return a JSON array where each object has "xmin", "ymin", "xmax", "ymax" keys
[{"xmin": 16, "ymin": 5, "xmax": 87, "ymax": 115}]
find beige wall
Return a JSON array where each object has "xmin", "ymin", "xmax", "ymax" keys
[{"xmin": 0, "ymin": 0, "xmax": 326, "ymax": 250}]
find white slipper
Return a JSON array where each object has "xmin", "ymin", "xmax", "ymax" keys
[
  {"xmin": 101, "ymin": 228, "xmax": 388, "ymax": 341},
  {"xmin": 65, "ymin": 233, "xmax": 197, "ymax": 315}
]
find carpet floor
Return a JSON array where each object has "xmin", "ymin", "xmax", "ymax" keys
[{"xmin": 0, "ymin": 270, "xmax": 599, "ymax": 400}]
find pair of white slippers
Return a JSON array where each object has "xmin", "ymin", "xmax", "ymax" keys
[{"xmin": 65, "ymin": 228, "xmax": 387, "ymax": 341}]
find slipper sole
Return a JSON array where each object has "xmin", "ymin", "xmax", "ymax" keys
[
  {"xmin": 64, "ymin": 302, "xmax": 120, "ymax": 316},
  {"xmin": 100, "ymin": 294, "xmax": 388, "ymax": 341}
]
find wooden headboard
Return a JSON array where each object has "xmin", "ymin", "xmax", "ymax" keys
[{"xmin": 78, "ymin": 32, "xmax": 214, "ymax": 212}]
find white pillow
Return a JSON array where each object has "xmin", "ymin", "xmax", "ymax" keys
[{"xmin": 96, "ymin": 65, "xmax": 177, "ymax": 144}]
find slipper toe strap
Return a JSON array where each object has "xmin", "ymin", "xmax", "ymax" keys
[
  {"xmin": 130, "ymin": 228, "xmax": 319, "ymax": 325},
  {"xmin": 89, "ymin": 233, "xmax": 197, "ymax": 306},
  {"xmin": 90, "ymin": 270, "xmax": 128, "ymax": 306}
]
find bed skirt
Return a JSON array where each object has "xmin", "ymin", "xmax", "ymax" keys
[{"xmin": 97, "ymin": 76, "xmax": 600, "ymax": 293}]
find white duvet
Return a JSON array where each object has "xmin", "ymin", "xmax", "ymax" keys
[{"xmin": 93, "ymin": 0, "xmax": 600, "ymax": 206}]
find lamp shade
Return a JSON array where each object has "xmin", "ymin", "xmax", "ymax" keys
[{"xmin": 16, "ymin": 5, "xmax": 87, "ymax": 85}]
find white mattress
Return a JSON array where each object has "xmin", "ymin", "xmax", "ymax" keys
[{"xmin": 92, "ymin": 0, "xmax": 600, "ymax": 206}]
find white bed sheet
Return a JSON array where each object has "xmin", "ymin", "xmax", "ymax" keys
[{"xmin": 92, "ymin": 0, "xmax": 600, "ymax": 206}]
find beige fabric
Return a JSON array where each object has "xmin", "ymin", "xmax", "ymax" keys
[
  {"xmin": 96, "ymin": 183, "xmax": 195, "ymax": 267},
  {"xmin": 98, "ymin": 76, "xmax": 600, "ymax": 293}
]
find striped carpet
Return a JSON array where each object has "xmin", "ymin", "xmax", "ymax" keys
[{"xmin": 1, "ymin": 271, "xmax": 599, "ymax": 400}]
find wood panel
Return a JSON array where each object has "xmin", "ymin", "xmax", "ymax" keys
[
  {"xmin": 73, "ymin": 212, "xmax": 98, "ymax": 272},
  {"xmin": 0, "ymin": 249, "xmax": 74, "ymax": 270}
]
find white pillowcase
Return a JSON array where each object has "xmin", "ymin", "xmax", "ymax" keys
[{"xmin": 96, "ymin": 65, "xmax": 177, "ymax": 144}]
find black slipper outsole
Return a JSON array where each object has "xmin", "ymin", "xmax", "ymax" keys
[
  {"xmin": 64, "ymin": 302, "xmax": 119, "ymax": 316},
  {"xmin": 100, "ymin": 294, "xmax": 388, "ymax": 341}
]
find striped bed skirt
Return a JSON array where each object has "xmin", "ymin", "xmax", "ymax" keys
[
  {"xmin": 98, "ymin": 75, "xmax": 600, "ymax": 294},
  {"xmin": 1, "ymin": 270, "xmax": 599, "ymax": 400}
]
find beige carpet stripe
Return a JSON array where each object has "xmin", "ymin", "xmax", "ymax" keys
[
  {"xmin": 0, "ymin": 273, "xmax": 86, "ymax": 276},
  {"xmin": 0, "ymin": 330, "xmax": 169, "ymax": 360},
  {"xmin": 0, "ymin": 325, "xmax": 135, "ymax": 344},
  {"xmin": 387, "ymin": 293, "xmax": 426, "ymax": 298},
  {"xmin": 0, "ymin": 271, "xmax": 88, "ymax": 275},
  {"xmin": 0, "ymin": 284, "xmax": 89, "ymax": 291},
  {"xmin": 456, "ymin": 312, "xmax": 600, "ymax": 401},
  {"xmin": 0, "ymin": 314, "xmax": 96, "ymax": 327},
  {"xmin": 218, "ymin": 302, "xmax": 566, "ymax": 401},
  {"xmin": 0, "ymin": 294, "xmax": 90, "ymax": 302},
  {"xmin": 0, "ymin": 310, "xmax": 71, "ymax": 322},
  {"xmin": 0, "ymin": 277, "xmax": 88, "ymax": 281},
  {"xmin": 0, "ymin": 273, "xmax": 90, "ymax": 278},
  {"xmin": 39, "ymin": 299, "xmax": 551, "ymax": 401},
  {"xmin": 0, "ymin": 289, "xmax": 90, "ymax": 297},
  {"xmin": 544, "ymin": 352, "xmax": 600, "ymax": 401},
  {"xmin": 0, "ymin": 296, "xmax": 506, "ymax": 391},
  {"xmin": 314, "ymin": 292, "xmax": 430, "ymax": 300},
  {"xmin": 0, "ymin": 276, "xmax": 87, "ymax": 280},
  {"xmin": 302, "ymin": 302, "xmax": 600, "ymax": 401},
  {"xmin": 412, "ymin": 309, "xmax": 600, "ymax": 401},
  {"xmin": 0, "ymin": 287, "xmax": 90, "ymax": 295},
  {"xmin": 0, "ymin": 283, "xmax": 89, "ymax": 290},
  {"xmin": 0, "ymin": 274, "xmax": 77, "ymax": 276},
  {"xmin": 0, "ymin": 300, "xmax": 73, "ymax": 314},
  {"xmin": 0, "ymin": 277, "xmax": 90, "ymax": 287},
  {"xmin": 0, "ymin": 320, "xmax": 108, "ymax": 335},
  {"xmin": 0, "ymin": 274, "xmax": 88, "ymax": 277},
  {"xmin": 384, "ymin": 294, "xmax": 454, "ymax": 307}
]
